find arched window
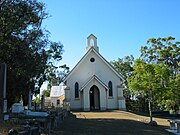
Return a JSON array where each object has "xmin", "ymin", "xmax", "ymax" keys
[
  {"xmin": 108, "ymin": 81, "xmax": 113, "ymax": 97},
  {"xmin": 75, "ymin": 82, "xmax": 79, "ymax": 98}
]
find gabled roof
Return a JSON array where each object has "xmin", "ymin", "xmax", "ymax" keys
[
  {"xmin": 50, "ymin": 86, "xmax": 66, "ymax": 97},
  {"xmin": 87, "ymin": 34, "xmax": 97, "ymax": 39},
  {"xmin": 63, "ymin": 46, "xmax": 125, "ymax": 82},
  {"xmin": 80, "ymin": 75, "xmax": 109, "ymax": 91}
]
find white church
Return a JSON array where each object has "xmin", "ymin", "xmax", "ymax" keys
[{"xmin": 63, "ymin": 34, "xmax": 126, "ymax": 111}]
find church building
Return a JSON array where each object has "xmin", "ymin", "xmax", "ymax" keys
[{"xmin": 63, "ymin": 34, "xmax": 126, "ymax": 111}]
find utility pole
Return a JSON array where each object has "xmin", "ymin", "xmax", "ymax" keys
[{"xmin": 0, "ymin": 63, "xmax": 8, "ymax": 120}]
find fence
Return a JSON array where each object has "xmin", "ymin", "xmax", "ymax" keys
[{"xmin": 9, "ymin": 108, "xmax": 69, "ymax": 135}]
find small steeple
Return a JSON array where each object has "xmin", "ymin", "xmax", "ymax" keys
[{"xmin": 86, "ymin": 34, "xmax": 99, "ymax": 52}]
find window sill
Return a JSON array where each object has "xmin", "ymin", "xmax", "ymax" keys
[{"xmin": 74, "ymin": 98, "xmax": 80, "ymax": 100}]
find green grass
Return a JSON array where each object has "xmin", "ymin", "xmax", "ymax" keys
[{"xmin": 54, "ymin": 111, "xmax": 173, "ymax": 135}]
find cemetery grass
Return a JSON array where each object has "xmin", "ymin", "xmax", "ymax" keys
[
  {"xmin": 55, "ymin": 110, "xmax": 173, "ymax": 135},
  {"xmin": 0, "ymin": 111, "xmax": 173, "ymax": 135},
  {"xmin": 0, "ymin": 114, "xmax": 22, "ymax": 134}
]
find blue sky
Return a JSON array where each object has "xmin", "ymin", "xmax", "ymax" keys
[{"xmin": 41, "ymin": 0, "xmax": 180, "ymax": 69}]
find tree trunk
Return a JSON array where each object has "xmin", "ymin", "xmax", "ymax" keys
[{"xmin": 148, "ymin": 100, "xmax": 152, "ymax": 122}]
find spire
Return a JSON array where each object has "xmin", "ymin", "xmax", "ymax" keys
[{"xmin": 86, "ymin": 34, "xmax": 99, "ymax": 52}]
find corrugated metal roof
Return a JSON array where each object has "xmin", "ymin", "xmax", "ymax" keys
[{"xmin": 50, "ymin": 86, "xmax": 66, "ymax": 97}]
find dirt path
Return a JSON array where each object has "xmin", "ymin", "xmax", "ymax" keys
[{"xmin": 53, "ymin": 110, "xmax": 172, "ymax": 135}]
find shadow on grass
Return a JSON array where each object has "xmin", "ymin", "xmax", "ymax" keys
[
  {"xmin": 58, "ymin": 113, "xmax": 173, "ymax": 135},
  {"xmin": 133, "ymin": 111, "xmax": 180, "ymax": 120}
]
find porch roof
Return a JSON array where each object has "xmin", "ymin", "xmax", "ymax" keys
[{"xmin": 80, "ymin": 75, "xmax": 109, "ymax": 91}]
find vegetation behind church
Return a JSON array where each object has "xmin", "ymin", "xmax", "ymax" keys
[{"xmin": 111, "ymin": 36, "xmax": 180, "ymax": 113}]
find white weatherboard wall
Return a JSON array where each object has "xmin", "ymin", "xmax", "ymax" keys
[
  {"xmin": 50, "ymin": 86, "xmax": 66, "ymax": 107},
  {"xmin": 64, "ymin": 34, "xmax": 126, "ymax": 111}
]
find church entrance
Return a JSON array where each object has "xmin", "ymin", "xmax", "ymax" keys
[{"xmin": 89, "ymin": 85, "xmax": 100, "ymax": 110}]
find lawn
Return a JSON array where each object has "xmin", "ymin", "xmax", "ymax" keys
[
  {"xmin": 0, "ymin": 111, "xmax": 174, "ymax": 135},
  {"xmin": 55, "ymin": 110, "xmax": 173, "ymax": 135}
]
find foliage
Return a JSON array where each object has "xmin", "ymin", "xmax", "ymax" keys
[
  {"xmin": 139, "ymin": 36, "xmax": 180, "ymax": 111},
  {"xmin": 42, "ymin": 89, "xmax": 50, "ymax": 97},
  {"xmin": 160, "ymin": 74, "xmax": 180, "ymax": 111},
  {"xmin": 110, "ymin": 55, "xmax": 134, "ymax": 79},
  {"xmin": 127, "ymin": 59, "xmax": 171, "ymax": 121},
  {"xmin": 128, "ymin": 60, "xmax": 157, "ymax": 98},
  {"xmin": 32, "ymin": 97, "xmax": 41, "ymax": 104},
  {"xmin": 110, "ymin": 55, "xmax": 134, "ymax": 111},
  {"xmin": 111, "ymin": 36, "xmax": 179, "ymax": 114},
  {"xmin": 140, "ymin": 36, "xmax": 180, "ymax": 76},
  {"xmin": 47, "ymin": 64, "xmax": 70, "ymax": 88},
  {"xmin": 0, "ymin": 0, "xmax": 64, "ymax": 107},
  {"xmin": 111, "ymin": 36, "xmax": 179, "ymax": 113}
]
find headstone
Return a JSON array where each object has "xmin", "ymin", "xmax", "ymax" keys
[{"xmin": 12, "ymin": 103, "xmax": 24, "ymax": 113}]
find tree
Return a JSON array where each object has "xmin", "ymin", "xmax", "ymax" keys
[
  {"xmin": 42, "ymin": 90, "xmax": 50, "ymax": 97},
  {"xmin": 110, "ymin": 55, "xmax": 134, "ymax": 79},
  {"xmin": 140, "ymin": 36, "xmax": 180, "ymax": 76},
  {"xmin": 110, "ymin": 55, "xmax": 134, "ymax": 111},
  {"xmin": 128, "ymin": 59, "xmax": 170, "ymax": 122},
  {"xmin": 0, "ymin": 0, "xmax": 64, "ymax": 107},
  {"xmin": 140, "ymin": 36, "xmax": 180, "ymax": 112},
  {"xmin": 160, "ymin": 74, "xmax": 180, "ymax": 111}
]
